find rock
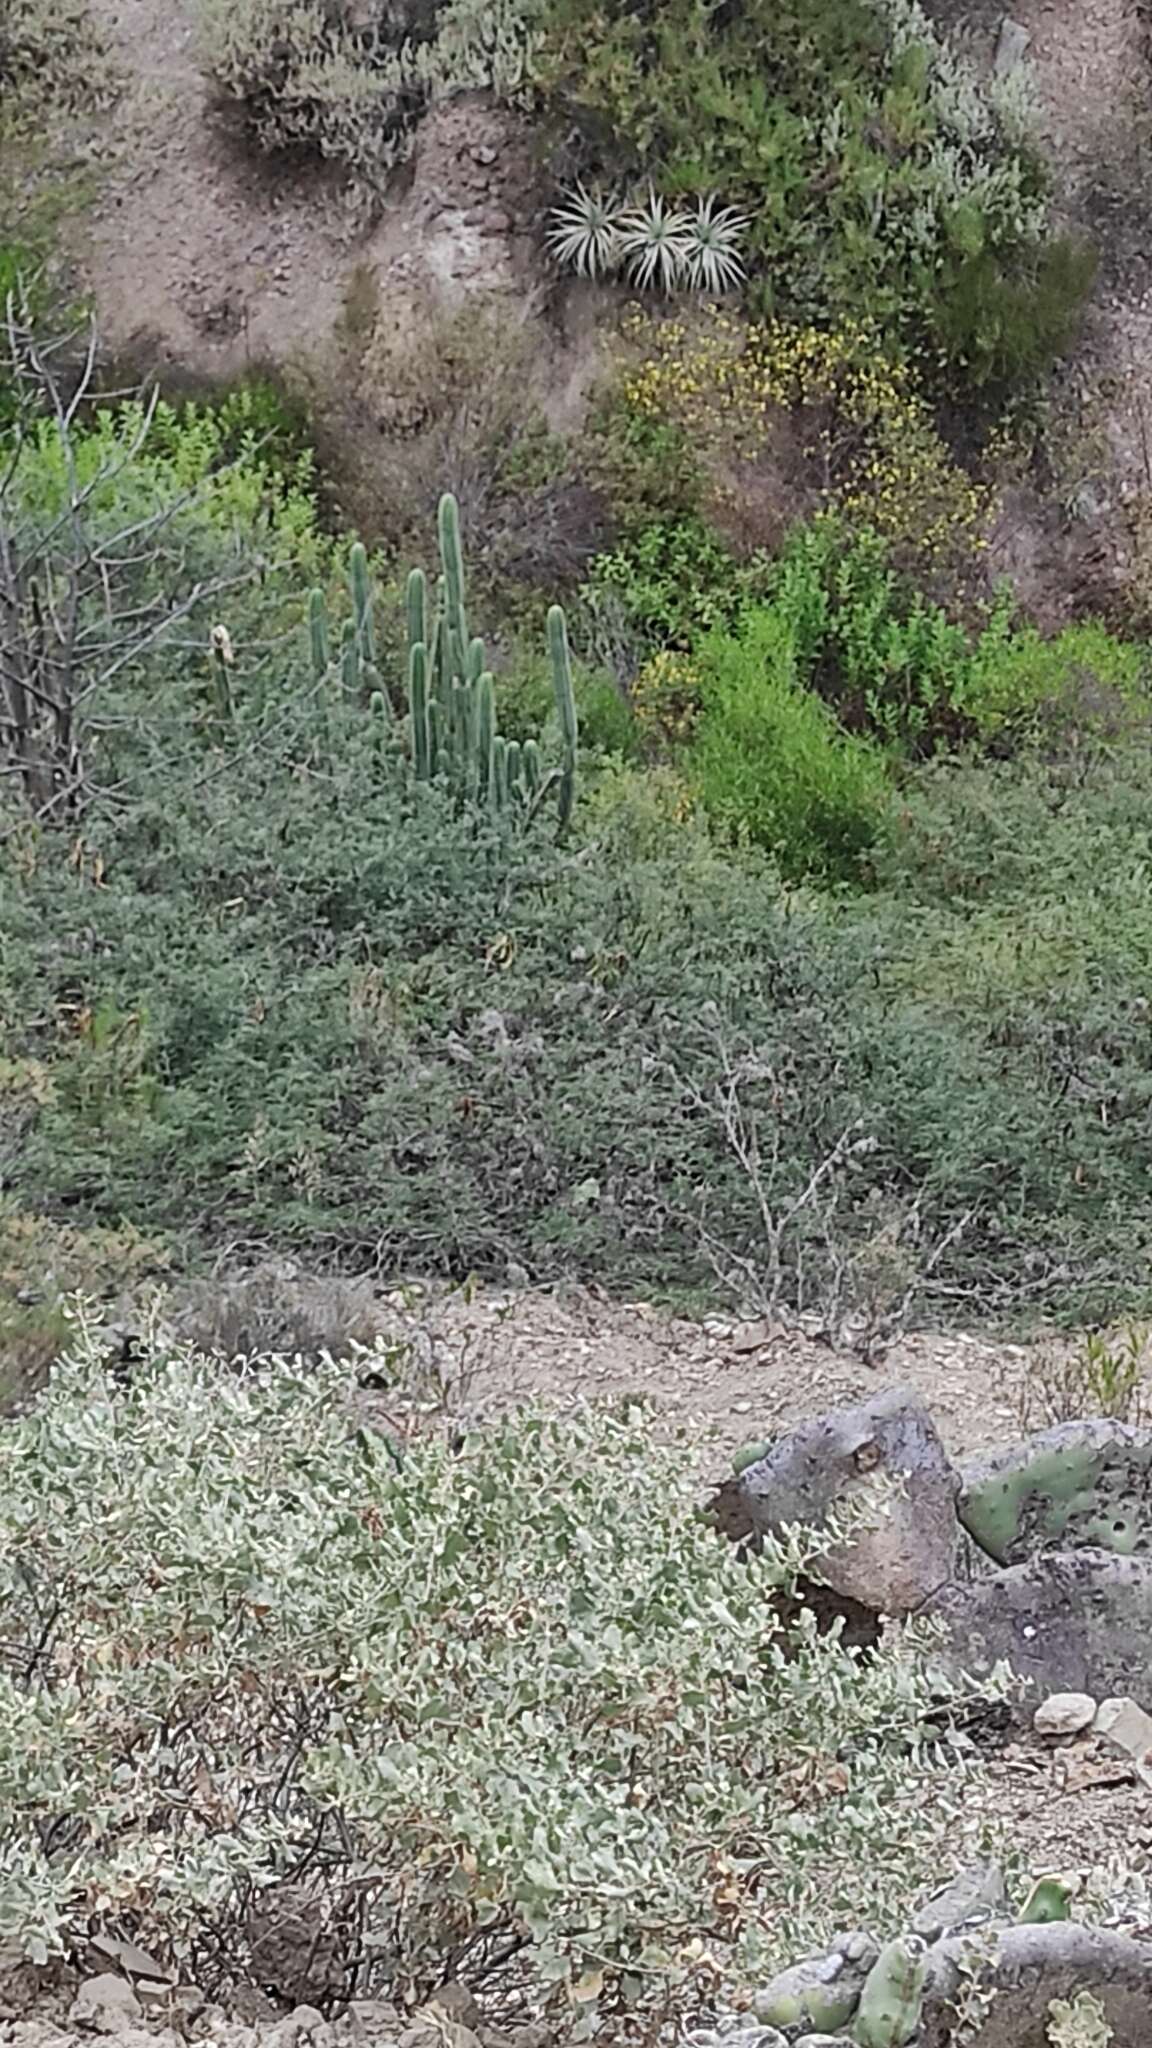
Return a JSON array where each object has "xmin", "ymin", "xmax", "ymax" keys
[
  {"xmin": 928, "ymin": 1549, "xmax": 1152, "ymax": 1696},
  {"xmin": 994, "ymin": 16, "xmax": 1032, "ymax": 72},
  {"xmin": 69, "ymin": 1977, "xmax": 143, "ymax": 2034},
  {"xmin": 912, "ymin": 1861, "xmax": 1008, "ymax": 1941},
  {"xmin": 737, "ymin": 1389, "xmax": 959, "ymax": 1614},
  {"xmin": 731, "ymin": 1319, "xmax": 771, "ymax": 1354},
  {"xmin": 959, "ymin": 1421, "xmax": 1152, "ymax": 1567},
  {"xmin": 426, "ymin": 1987, "xmax": 483, "ymax": 2033},
  {"xmin": 265, "ymin": 2009, "xmax": 328, "ymax": 2048},
  {"xmin": 752, "ymin": 1931, "xmax": 879, "ymax": 2033},
  {"xmin": 1094, "ymin": 1696, "xmax": 1152, "ymax": 1788},
  {"xmin": 399, "ymin": 2024, "xmax": 481, "ymax": 2048},
  {"xmin": 337, "ymin": 2001, "xmax": 407, "ymax": 2048},
  {"xmin": 917, "ymin": 1923, "xmax": 1152, "ymax": 2048},
  {"xmin": 1034, "ymin": 1691, "xmax": 1098, "ymax": 1738},
  {"xmin": 84, "ymin": 1936, "xmax": 172, "ymax": 1987}
]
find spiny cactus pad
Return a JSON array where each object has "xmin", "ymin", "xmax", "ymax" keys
[{"xmin": 959, "ymin": 1422, "xmax": 1152, "ymax": 1567}]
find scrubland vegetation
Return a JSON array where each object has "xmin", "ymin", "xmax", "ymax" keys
[{"xmin": 2, "ymin": 0, "xmax": 1152, "ymax": 2024}]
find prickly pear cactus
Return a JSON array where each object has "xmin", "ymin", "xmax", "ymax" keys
[
  {"xmin": 959, "ymin": 1423, "xmax": 1152, "ymax": 1567},
  {"xmin": 852, "ymin": 1936, "xmax": 928, "ymax": 2047}
]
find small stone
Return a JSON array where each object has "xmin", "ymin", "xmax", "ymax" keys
[
  {"xmin": 994, "ymin": 16, "xmax": 1032, "ymax": 71},
  {"xmin": 69, "ymin": 1979, "xmax": 144, "ymax": 2035},
  {"xmin": 732, "ymin": 1319, "xmax": 771, "ymax": 1353},
  {"xmin": 1034, "ymin": 1692, "xmax": 1097, "ymax": 1738},
  {"xmin": 265, "ymin": 2008, "xmax": 328, "ymax": 2048},
  {"xmin": 913, "ymin": 1861, "xmax": 1008, "ymax": 1940},
  {"xmin": 1094, "ymin": 1696, "xmax": 1152, "ymax": 1788}
]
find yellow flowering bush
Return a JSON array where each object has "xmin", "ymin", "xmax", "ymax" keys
[
  {"xmin": 631, "ymin": 649, "xmax": 705, "ymax": 742},
  {"xmin": 618, "ymin": 310, "xmax": 995, "ymax": 588}
]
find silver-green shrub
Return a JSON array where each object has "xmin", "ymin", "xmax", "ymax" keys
[{"xmin": 0, "ymin": 1316, "xmax": 985, "ymax": 2019}]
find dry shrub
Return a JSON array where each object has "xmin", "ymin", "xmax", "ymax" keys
[
  {"xmin": 171, "ymin": 1259, "xmax": 386, "ymax": 1362},
  {"xmin": 0, "ymin": 1206, "xmax": 167, "ymax": 1413},
  {"xmin": 1011, "ymin": 1324, "xmax": 1152, "ymax": 1434},
  {"xmin": 1, "ymin": 0, "xmax": 109, "ymax": 113},
  {"xmin": 319, "ymin": 295, "xmax": 606, "ymax": 580},
  {"xmin": 197, "ymin": 0, "xmax": 539, "ymax": 185}
]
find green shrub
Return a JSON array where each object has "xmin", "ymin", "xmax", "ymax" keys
[
  {"xmin": 768, "ymin": 518, "xmax": 1152, "ymax": 753},
  {"xmin": 494, "ymin": 651, "xmax": 642, "ymax": 761},
  {"xmin": 686, "ymin": 610, "xmax": 889, "ymax": 879},
  {"xmin": 586, "ymin": 518, "xmax": 770, "ymax": 649},
  {"xmin": 538, "ymin": 0, "xmax": 1085, "ymax": 373},
  {"xmin": 9, "ymin": 727, "xmax": 1152, "ymax": 1320},
  {"xmin": 957, "ymin": 617, "xmax": 1152, "ymax": 743},
  {"xmin": 0, "ymin": 1329, "xmax": 985, "ymax": 1999},
  {"xmin": 933, "ymin": 233, "xmax": 1098, "ymax": 387}
]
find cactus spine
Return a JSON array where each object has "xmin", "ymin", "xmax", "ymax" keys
[{"xmin": 309, "ymin": 493, "xmax": 577, "ymax": 828}]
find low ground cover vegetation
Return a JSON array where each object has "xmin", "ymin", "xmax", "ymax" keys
[
  {"xmin": 3, "ymin": 311, "xmax": 1152, "ymax": 1355},
  {"xmin": 0, "ymin": 1324, "xmax": 990, "ymax": 2014}
]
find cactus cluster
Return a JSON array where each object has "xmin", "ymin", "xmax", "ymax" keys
[
  {"xmin": 741, "ymin": 1865, "xmax": 1076, "ymax": 2047},
  {"xmin": 308, "ymin": 494, "xmax": 578, "ymax": 831}
]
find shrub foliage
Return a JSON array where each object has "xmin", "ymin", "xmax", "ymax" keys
[{"xmin": 0, "ymin": 1327, "xmax": 978, "ymax": 2013}]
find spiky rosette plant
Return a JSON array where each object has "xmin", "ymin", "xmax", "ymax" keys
[{"xmin": 546, "ymin": 182, "xmax": 622, "ymax": 279}]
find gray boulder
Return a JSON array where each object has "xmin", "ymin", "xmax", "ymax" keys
[
  {"xmin": 912, "ymin": 1862, "xmax": 1008, "ymax": 1943},
  {"xmin": 927, "ymin": 1548, "xmax": 1152, "ymax": 1699},
  {"xmin": 918, "ymin": 1923, "xmax": 1152, "ymax": 2047},
  {"xmin": 752, "ymin": 1931, "xmax": 879, "ymax": 2034},
  {"xmin": 737, "ymin": 1389, "xmax": 959, "ymax": 1614}
]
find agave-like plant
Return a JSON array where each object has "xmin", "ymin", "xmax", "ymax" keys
[
  {"xmin": 546, "ymin": 184, "xmax": 622, "ymax": 280},
  {"xmin": 616, "ymin": 190, "xmax": 693, "ymax": 294},
  {"xmin": 681, "ymin": 193, "xmax": 749, "ymax": 294}
]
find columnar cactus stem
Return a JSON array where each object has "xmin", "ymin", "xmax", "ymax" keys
[
  {"xmin": 314, "ymin": 494, "xmax": 578, "ymax": 826},
  {"xmin": 548, "ymin": 603, "xmax": 578, "ymax": 835},
  {"xmin": 308, "ymin": 589, "xmax": 330, "ymax": 682}
]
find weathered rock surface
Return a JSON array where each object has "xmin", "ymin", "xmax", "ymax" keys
[
  {"xmin": 736, "ymin": 1390, "xmax": 960, "ymax": 1614},
  {"xmin": 1033, "ymin": 1691, "xmax": 1097, "ymax": 1738},
  {"xmin": 927, "ymin": 1548, "xmax": 1152, "ymax": 1696},
  {"xmin": 67, "ymin": 1981, "xmax": 142, "ymax": 2036},
  {"xmin": 911, "ymin": 1862, "xmax": 1008, "ymax": 1942},
  {"xmin": 959, "ymin": 1421, "xmax": 1152, "ymax": 1567},
  {"xmin": 918, "ymin": 1923, "xmax": 1152, "ymax": 2048}
]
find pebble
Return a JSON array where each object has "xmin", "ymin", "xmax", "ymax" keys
[
  {"xmin": 1033, "ymin": 1691, "xmax": 1097, "ymax": 1738},
  {"xmin": 69, "ymin": 1977, "xmax": 143, "ymax": 2034}
]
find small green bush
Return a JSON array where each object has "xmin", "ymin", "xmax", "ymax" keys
[
  {"xmin": 587, "ymin": 517, "xmax": 770, "ymax": 649},
  {"xmin": 0, "ymin": 1329, "xmax": 984, "ymax": 2001},
  {"xmin": 768, "ymin": 517, "xmax": 1152, "ymax": 753},
  {"xmin": 933, "ymin": 233, "xmax": 1098, "ymax": 387},
  {"xmin": 495, "ymin": 652, "xmax": 642, "ymax": 761},
  {"xmin": 686, "ymin": 610, "xmax": 889, "ymax": 879}
]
